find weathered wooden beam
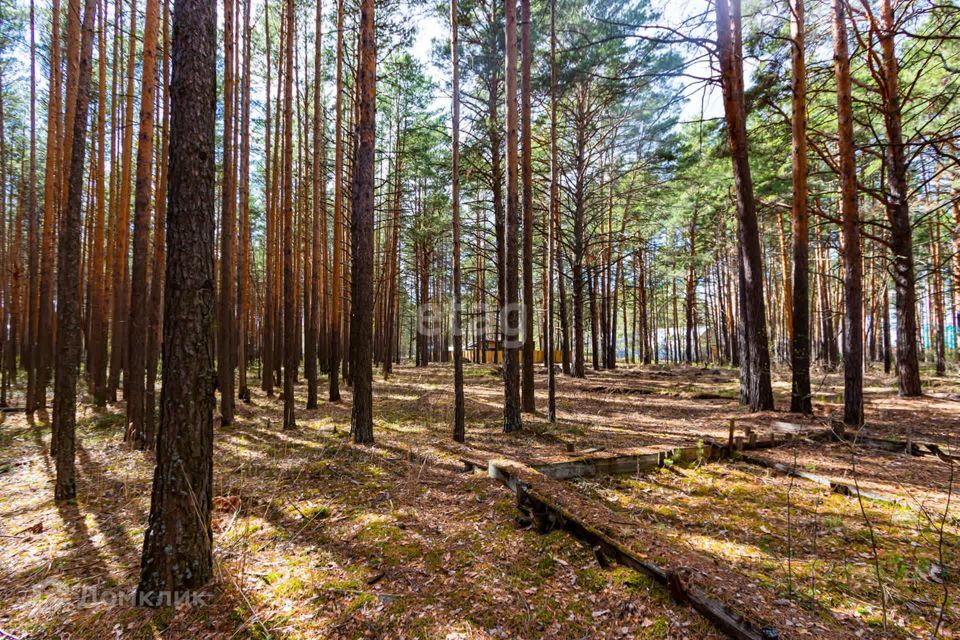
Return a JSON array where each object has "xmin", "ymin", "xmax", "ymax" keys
[
  {"xmin": 532, "ymin": 444, "xmax": 720, "ymax": 480},
  {"xmin": 839, "ymin": 432, "xmax": 958, "ymax": 463},
  {"xmin": 527, "ymin": 427, "xmax": 836, "ymax": 482},
  {"xmin": 0, "ymin": 407, "xmax": 26, "ymax": 414},
  {"xmin": 459, "ymin": 457, "xmax": 487, "ymax": 472},
  {"xmin": 442, "ymin": 442, "xmax": 501, "ymax": 473},
  {"xmin": 706, "ymin": 426, "xmax": 833, "ymax": 459},
  {"xmin": 489, "ymin": 459, "xmax": 778, "ymax": 640},
  {"xmin": 735, "ymin": 452, "xmax": 907, "ymax": 507},
  {"xmin": 771, "ymin": 420, "xmax": 819, "ymax": 433}
]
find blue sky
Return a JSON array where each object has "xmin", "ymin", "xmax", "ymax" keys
[{"xmin": 410, "ymin": 0, "xmax": 727, "ymax": 122}]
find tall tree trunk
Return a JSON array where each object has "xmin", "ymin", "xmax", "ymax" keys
[
  {"xmin": 685, "ymin": 208, "xmax": 698, "ymax": 364},
  {"xmin": 381, "ymin": 114, "xmax": 399, "ymax": 372},
  {"xmin": 218, "ymin": 0, "xmax": 236, "ymax": 425},
  {"xmin": 789, "ymin": 0, "xmax": 812, "ymax": 414},
  {"xmin": 487, "ymin": 1, "xmax": 505, "ymax": 365},
  {"xmin": 145, "ymin": 0, "xmax": 170, "ymax": 448},
  {"xmin": 639, "ymin": 246, "xmax": 650, "ymax": 364},
  {"xmin": 589, "ymin": 266, "xmax": 600, "ymax": 369},
  {"xmin": 0, "ymin": 70, "xmax": 11, "ymax": 406},
  {"xmin": 502, "ymin": 0, "xmax": 521, "ymax": 432},
  {"xmin": 271, "ymin": 60, "xmax": 283, "ymax": 390},
  {"xmin": 89, "ymin": 0, "xmax": 107, "ymax": 407},
  {"xmin": 281, "ymin": 0, "xmax": 296, "ymax": 430},
  {"xmin": 519, "ymin": 0, "xmax": 534, "ymax": 413},
  {"xmin": 951, "ymin": 198, "xmax": 960, "ymax": 366},
  {"xmin": 882, "ymin": 283, "xmax": 892, "ymax": 373},
  {"xmin": 108, "ymin": 0, "xmax": 139, "ymax": 403},
  {"xmin": 237, "ymin": 0, "xmax": 251, "ymax": 402},
  {"xmin": 5, "ymin": 118, "xmax": 21, "ymax": 401},
  {"xmin": 306, "ymin": 0, "xmax": 323, "ymax": 409},
  {"xmin": 25, "ymin": 0, "xmax": 62, "ymax": 416},
  {"xmin": 546, "ymin": 0, "xmax": 557, "ymax": 422},
  {"xmin": 54, "ymin": 0, "xmax": 96, "ymax": 501},
  {"xmin": 451, "ymin": 0, "xmax": 466, "ymax": 442},
  {"xmin": 349, "ymin": 0, "xmax": 375, "ymax": 443},
  {"xmin": 558, "ymin": 250, "xmax": 571, "ymax": 374},
  {"xmin": 816, "ymin": 236, "xmax": 839, "ymax": 366},
  {"xmin": 126, "ymin": 0, "xmax": 161, "ymax": 448},
  {"xmin": 329, "ymin": 0, "xmax": 345, "ymax": 401},
  {"xmin": 262, "ymin": 0, "xmax": 274, "ymax": 395},
  {"xmin": 929, "ymin": 218, "xmax": 945, "ymax": 376},
  {"xmin": 776, "ymin": 211, "xmax": 793, "ymax": 344},
  {"xmin": 878, "ymin": 0, "xmax": 921, "ymax": 396},
  {"xmin": 25, "ymin": 0, "xmax": 39, "ymax": 412},
  {"xmin": 45, "ymin": 0, "xmax": 84, "ymax": 416},
  {"xmin": 715, "ymin": 0, "xmax": 774, "ymax": 411},
  {"xmin": 834, "ymin": 0, "xmax": 863, "ymax": 428},
  {"xmin": 137, "ymin": 0, "xmax": 217, "ymax": 595},
  {"xmin": 671, "ymin": 273, "xmax": 679, "ymax": 363},
  {"xmin": 382, "ymin": 129, "xmax": 401, "ymax": 376},
  {"xmin": 49, "ymin": 0, "xmax": 79, "ymax": 447},
  {"xmin": 571, "ymin": 91, "xmax": 587, "ymax": 379},
  {"xmin": 319, "ymin": 84, "xmax": 330, "ymax": 378},
  {"xmin": 737, "ymin": 254, "xmax": 750, "ymax": 403}
]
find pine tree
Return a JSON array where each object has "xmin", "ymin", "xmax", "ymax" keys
[
  {"xmin": 833, "ymin": 0, "xmax": 862, "ymax": 428},
  {"xmin": 789, "ymin": 0, "xmax": 811, "ymax": 415},
  {"xmin": 519, "ymin": 0, "xmax": 534, "ymax": 413},
  {"xmin": 349, "ymin": 0, "xmax": 376, "ymax": 444},
  {"xmin": 219, "ymin": 0, "xmax": 236, "ymax": 424},
  {"xmin": 138, "ymin": 0, "xmax": 217, "ymax": 598},
  {"xmin": 126, "ymin": 0, "xmax": 162, "ymax": 447},
  {"xmin": 281, "ymin": 0, "xmax": 296, "ymax": 430},
  {"xmin": 451, "ymin": 0, "xmax": 465, "ymax": 442},
  {"xmin": 714, "ymin": 0, "xmax": 774, "ymax": 412},
  {"xmin": 54, "ymin": 0, "xmax": 97, "ymax": 501},
  {"xmin": 502, "ymin": 0, "xmax": 521, "ymax": 432}
]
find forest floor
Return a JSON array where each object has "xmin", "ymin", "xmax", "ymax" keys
[{"xmin": 0, "ymin": 361, "xmax": 958, "ymax": 639}]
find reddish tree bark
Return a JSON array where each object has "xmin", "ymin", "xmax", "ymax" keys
[
  {"xmin": 877, "ymin": 0, "xmax": 921, "ymax": 396},
  {"xmin": 519, "ymin": 0, "xmax": 534, "ymax": 413},
  {"xmin": 54, "ymin": 0, "xmax": 96, "ymax": 501},
  {"xmin": 145, "ymin": 0, "xmax": 170, "ymax": 447},
  {"xmin": 281, "ymin": 0, "xmax": 296, "ymax": 429},
  {"xmin": 137, "ymin": 0, "xmax": 217, "ymax": 598},
  {"xmin": 126, "ymin": 0, "xmax": 161, "ymax": 448},
  {"xmin": 218, "ymin": 0, "xmax": 236, "ymax": 424},
  {"xmin": 349, "ymin": 0, "xmax": 375, "ymax": 443},
  {"xmin": 329, "ymin": 0, "xmax": 346, "ymax": 402},
  {"xmin": 546, "ymin": 0, "xmax": 558, "ymax": 422},
  {"xmin": 714, "ymin": 0, "xmax": 774, "ymax": 411},
  {"xmin": 451, "ymin": 0, "xmax": 465, "ymax": 441},
  {"xmin": 237, "ymin": 0, "xmax": 251, "ymax": 402},
  {"xmin": 262, "ymin": 0, "xmax": 274, "ymax": 395},
  {"xmin": 306, "ymin": 0, "xmax": 323, "ymax": 410},
  {"xmin": 834, "ymin": 0, "xmax": 863, "ymax": 427},
  {"xmin": 502, "ymin": 0, "xmax": 522, "ymax": 431}
]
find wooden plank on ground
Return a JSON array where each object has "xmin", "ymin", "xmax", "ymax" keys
[
  {"xmin": 488, "ymin": 459, "xmax": 782, "ymax": 640},
  {"xmin": 532, "ymin": 444, "xmax": 720, "ymax": 480},
  {"xmin": 771, "ymin": 420, "xmax": 824, "ymax": 434},
  {"xmin": 529, "ymin": 426, "xmax": 836, "ymax": 482},
  {"xmin": 442, "ymin": 442, "xmax": 501, "ymax": 473},
  {"xmin": 735, "ymin": 452, "xmax": 907, "ymax": 507},
  {"xmin": 820, "ymin": 421, "xmax": 959, "ymax": 463},
  {"xmin": 845, "ymin": 433, "xmax": 959, "ymax": 463}
]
